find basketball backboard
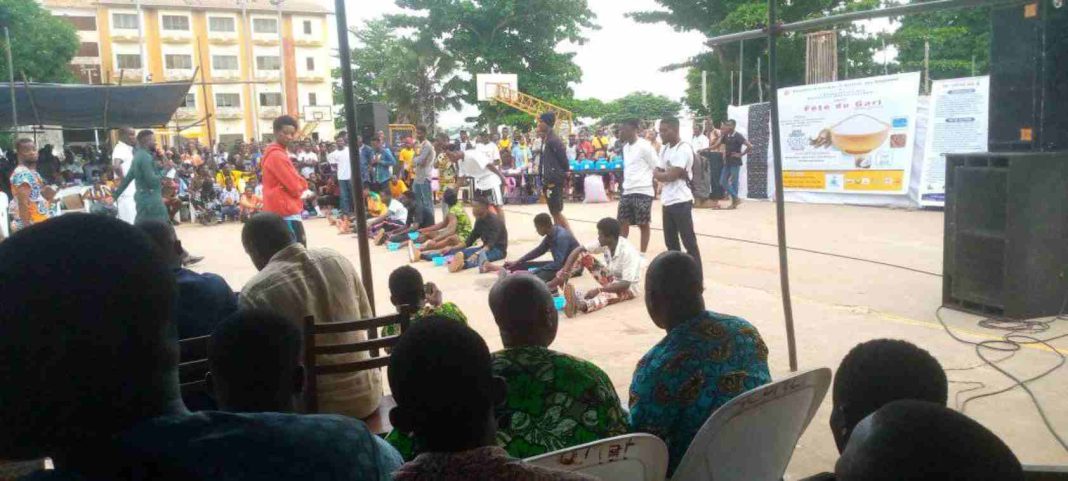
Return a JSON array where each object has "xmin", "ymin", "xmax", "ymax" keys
[
  {"xmin": 476, "ymin": 73, "xmax": 518, "ymax": 102},
  {"xmin": 302, "ymin": 105, "xmax": 333, "ymax": 123}
]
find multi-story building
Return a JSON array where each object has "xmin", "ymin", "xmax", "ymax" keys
[{"xmin": 44, "ymin": 0, "xmax": 336, "ymax": 145}]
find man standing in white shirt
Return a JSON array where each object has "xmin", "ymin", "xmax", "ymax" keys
[
  {"xmin": 477, "ymin": 132, "xmax": 501, "ymax": 164},
  {"xmin": 654, "ymin": 117, "xmax": 702, "ymax": 277},
  {"xmin": 449, "ymin": 143, "xmax": 506, "ymax": 225},
  {"xmin": 690, "ymin": 122, "xmax": 713, "ymax": 207},
  {"xmin": 617, "ymin": 119, "xmax": 657, "ymax": 254},
  {"xmin": 330, "ymin": 135, "xmax": 353, "ymax": 215},
  {"xmin": 112, "ymin": 127, "xmax": 137, "ymax": 224}
]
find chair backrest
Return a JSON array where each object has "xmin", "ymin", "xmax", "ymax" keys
[
  {"xmin": 671, "ymin": 367, "xmax": 832, "ymax": 481},
  {"xmin": 525, "ymin": 433, "xmax": 669, "ymax": 481},
  {"xmin": 177, "ymin": 335, "xmax": 211, "ymax": 397},
  {"xmin": 0, "ymin": 191, "xmax": 9, "ymax": 239},
  {"xmin": 302, "ymin": 307, "xmax": 411, "ymax": 414}
]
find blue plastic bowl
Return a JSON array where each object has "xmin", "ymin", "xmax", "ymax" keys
[
  {"xmin": 414, "ymin": 243, "xmax": 423, "ymax": 249},
  {"xmin": 387, "ymin": 242, "xmax": 400, "ymax": 251},
  {"xmin": 408, "ymin": 231, "xmax": 419, "ymax": 240},
  {"xmin": 553, "ymin": 296, "xmax": 566, "ymax": 311},
  {"xmin": 432, "ymin": 256, "xmax": 446, "ymax": 266}
]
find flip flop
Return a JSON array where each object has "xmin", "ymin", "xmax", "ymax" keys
[
  {"xmin": 563, "ymin": 283, "xmax": 578, "ymax": 318},
  {"xmin": 448, "ymin": 252, "xmax": 466, "ymax": 273}
]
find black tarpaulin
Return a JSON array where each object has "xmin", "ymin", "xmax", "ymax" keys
[{"xmin": 0, "ymin": 81, "xmax": 193, "ymax": 129}]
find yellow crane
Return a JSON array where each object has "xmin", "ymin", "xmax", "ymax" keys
[{"xmin": 491, "ymin": 84, "xmax": 574, "ymax": 137}]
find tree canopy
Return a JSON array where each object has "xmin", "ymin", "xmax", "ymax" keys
[{"xmin": 0, "ymin": 0, "xmax": 79, "ymax": 83}]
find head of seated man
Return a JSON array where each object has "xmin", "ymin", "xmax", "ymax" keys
[
  {"xmin": 830, "ymin": 339, "xmax": 947, "ymax": 452},
  {"xmin": 489, "ymin": 272, "xmax": 558, "ymax": 349},
  {"xmin": 242, "ymin": 211, "xmax": 297, "ymax": 271},
  {"xmin": 388, "ymin": 318, "xmax": 595, "ymax": 480},
  {"xmin": 836, "ymin": 400, "xmax": 1022, "ymax": 481},
  {"xmin": 208, "ymin": 309, "xmax": 304, "ymax": 413},
  {"xmin": 0, "ymin": 214, "xmax": 402, "ymax": 479}
]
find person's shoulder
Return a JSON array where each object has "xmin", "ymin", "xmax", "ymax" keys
[{"xmin": 551, "ymin": 349, "xmax": 612, "ymax": 379}]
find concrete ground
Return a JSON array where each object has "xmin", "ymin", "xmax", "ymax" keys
[{"xmin": 177, "ymin": 199, "xmax": 1068, "ymax": 478}]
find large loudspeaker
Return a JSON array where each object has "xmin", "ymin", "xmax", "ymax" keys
[
  {"xmin": 355, "ymin": 102, "xmax": 389, "ymax": 142},
  {"xmin": 988, "ymin": 0, "xmax": 1068, "ymax": 152},
  {"xmin": 943, "ymin": 152, "xmax": 1068, "ymax": 319}
]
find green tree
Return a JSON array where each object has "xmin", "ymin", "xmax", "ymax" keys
[
  {"xmin": 599, "ymin": 92, "xmax": 681, "ymax": 125},
  {"xmin": 0, "ymin": 0, "xmax": 79, "ymax": 82},
  {"xmin": 389, "ymin": 0, "xmax": 598, "ymax": 129},
  {"xmin": 890, "ymin": 6, "xmax": 990, "ymax": 86}
]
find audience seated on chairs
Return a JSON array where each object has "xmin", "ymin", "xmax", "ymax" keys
[
  {"xmin": 831, "ymin": 339, "xmax": 947, "ymax": 453},
  {"xmin": 557, "ymin": 217, "xmax": 641, "ymax": 317},
  {"xmin": 0, "ymin": 214, "xmax": 402, "ymax": 481},
  {"xmin": 137, "ymin": 219, "xmax": 237, "ymax": 340},
  {"xmin": 629, "ymin": 251, "xmax": 772, "ymax": 476},
  {"xmin": 208, "ymin": 308, "xmax": 304, "ymax": 413},
  {"xmin": 383, "ymin": 266, "xmax": 467, "ymax": 339},
  {"xmin": 835, "ymin": 400, "xmax": 1023, "ymax": 481},
  {"xmin": 239, "ymin": 212, "xmax": 383, "ymax": 419},
  {"xmin": 388, "ymin": 318, "xmax": 596, "ymax": 481}
]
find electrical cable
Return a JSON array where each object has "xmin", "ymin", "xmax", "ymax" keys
[{"xmin": 934, "ymin": 288, "xmax": 1068, "ymax": 454}]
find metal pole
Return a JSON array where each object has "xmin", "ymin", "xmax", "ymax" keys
[
  {"xmin": 4, "ymin": 27, "xmax": 16, "ymax": 130},
  {"xmin": 767, "ymin": 0, "xmax": 799, "ymax": 372},
  {"xmin": 196, "ymin": 40, "xmax": 215, "ymax": 150},
  {"xmin": 242, "ymin": 2, "xmax": 260, "ymax": 141},
  {"xmin": 923, "ymin": 38, "xmax": 931, "ymax": 94},
  {"xmin": 701, "ymin": 70, "xmax": 708, "ymax": 109},
  {"xmin": 738, "ymin": 40, "xmax": 744, "ymax": 105},
  {"xmin": 334, "ymin": 0, "xmax": 376, "ymax": 312},
  {"xmin": 136, "ymin": 0, "xmax": 147, "ymax": 82},
  {"xmin": 758, "ymin": 56, "xmax": 764, "ymax": 102},
  {"xmin": 882, "ymin": 37, "xmax": 888, "ymax": 75},
  {"xmin": 273, "ymin": 0, "xmax": 286, "ymax": 112}
]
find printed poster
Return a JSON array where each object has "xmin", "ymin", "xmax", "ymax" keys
[
  {"xmin": 918, "ymin": 76, "xmax": 990, "ymax": 207},
  {"xmin": 777, "ymin": 72, "xmax": 921, "ymax": 194}
]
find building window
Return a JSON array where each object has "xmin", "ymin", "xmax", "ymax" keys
[
  {"xmin": 180, "ymin": 93, "xmax": 195, "ymax": 108},
  {"xmin": 303, "ymin": 20, "xmax": 312, "ymax": 35},
  {"xmin": 305, "ymin": 57, "xmax": 314, "ymax": 71},
  {"xmin": 161, "ymin": 15, "xmax": 189, "ymax": 31},
  {"xmin": 259, "ymin": 92, "xmax": 282, "ymax": 107},
  {"xmin": 77, "ymin": 42, "xmax": 99, "ymax": 57},
  {"xmin": 256, "ymin": 55, "xmax": 280, "ymax": 70},
  {"xmin": 112, "ymin": 13, "xmax": 138, "ymax": 29},
  {"xmin": 164, "ymin": 54, "xmax": 193, "ymax": 69},
  {"xmin": 115, "ymin": 54, "xmax": 142, "ymax": 69},
  {"xmin": 66, "ymin": 16, "xmax": 97, "ymax": 31},
  {"xmin": 212, "ymin": 55, "xmax": 239, "ymax": 70},
  {"xmin": 252, "ymin": 18, "xmax": 277, "ymax": 34},
  {"xmin": 308, "ymin": 92, "xmax": 317, "ymax": 106},
  {"xmin": 215, "ymin": 93, "xmax": 241, "ymax": 108},
  {"xmin": 208, "ymin": 17, "xmax": 235, "ymax": 32}
]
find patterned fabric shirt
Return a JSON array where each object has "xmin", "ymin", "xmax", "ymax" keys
[
  {"xmin": 381, "ymin": 302, "xmax": 468, "ymax": 338},
  {"xmin": 629, "ymin": 310, "xmax": 771, "ymax": 476},
  {"xmin": 392, "ymin": 446, "xmax": 596, "ymax": 481},
  {"xmin": 435, "ymin": 153, "xmax": 458, "ymax": 192},
  {"xmin": 8, "ymin": 165, "xmax": 50, "ymax": 231},
  {"xmin": 449, "ymin": 202, "xmax": 473, "ymax": 240}
]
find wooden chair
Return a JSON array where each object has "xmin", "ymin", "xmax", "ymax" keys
[
  {"xmin": 177, "ymin": 335, "xmax": 213, "ymax": 408},
  {"xmin": 303, "ymin": 307, "xmax": 412, "ymax": 435}
]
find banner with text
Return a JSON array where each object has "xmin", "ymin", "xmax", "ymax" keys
[
  {"xmin": 917, "ymin": 76, "xmax": 989, "ymax": 207},
  {"xmin": 777, "ymin": 72, "xmax": 921, "ymax": 194}
]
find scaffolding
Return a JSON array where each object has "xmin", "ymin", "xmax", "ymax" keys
[{"xmin": 491, "ymin": 84, "xmax": 574, "ymax": 137}]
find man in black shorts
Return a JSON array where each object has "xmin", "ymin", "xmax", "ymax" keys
[
  {"xmin": 617, "ymin": 119, "xmax": 657, "ymax": 253},
  {"xmin": 537, "ymin": 112, "xmax": 572, "ymax": 231}
]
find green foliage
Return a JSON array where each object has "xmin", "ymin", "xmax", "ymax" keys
[
  {"xmin": 598, "ymin": 92, "xmax": 681, "ymax": 125},
  {"xmin": 389, "ymin": 0, "xmax": 598, "ymax": 129},
  {"xmin": 890, "ymin": 6, "xmax": 990, "ymax": 82},
  {"xmin": 0, "ymin": 0, "xmax": 79, "ymax": 83}
]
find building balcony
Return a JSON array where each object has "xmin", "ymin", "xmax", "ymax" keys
[
  {"xmin": 110, "ymin": 68, "xmax": 144, "ymax": 81},
  {"xmin": 258, "ymin": 106, "xmax": 282, "ymax": 119},
  {"xmin": 160, "ymin": 32, "xmax": 192, "ymax": 44},
  {"xmin": 111, "ymin": 32, "xmax": 141, "ymax": 43},
  {"xmin": 212, "ymin": 69, "xmax": 242, "ymax": 81},
  {"xmin": 254, "ymin": 70, "xmax": 280, "ymax": 81},
  {"xmin": 164, "ymin": 68, "xmax": 195, "ymax": 81},
  {"xmin": 174, "ymin": 107, "xmax": 199, "ymax": 121},
  {"xmin": 208, "ymin": 35, "xmax": 239, "ymax": 45},
  {"xmin": 294, "ymin": 38, "xmax": 322, "ymax": 47},
  {"xmin": 215, "ymin": 107, "xmax": 243, "ymax": 120},
  {"xmin": 297, "ymin": 73, "xmax": 325, "ymax": 83},
  {"xmin": 252, "ymin": 37, "xmax": 279, "ymax": 46}
]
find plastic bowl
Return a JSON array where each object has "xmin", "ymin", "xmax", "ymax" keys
[
  {"xmin": 414, "ymin": 243, "xmax": 423, "ymax": 249},
  {"xmin": 387, "ymin": 242, "xmax": 400, "ymax": 251},
  {"xmin": 408, "ymin": 231, "xmax": 419, "ymax": 240},
  {"xmin": 432, "ymin": 256, "xmax": 446, "ymax": 266},
  {"xmin": 553, "ymin": 296, "xmax": 566, "ymax": 311}
]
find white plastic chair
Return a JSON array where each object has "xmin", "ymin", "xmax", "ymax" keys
[
  {"xmin": 671, "ymin": 367, "xmax": 832, "ymax": 481},
  {"xmin": 0, "ymin": 191, "xmax": 9, "ymax": 239},
  {"xmin": 525, "ymin": 433, "xmax": 669, "ymax": 481}
]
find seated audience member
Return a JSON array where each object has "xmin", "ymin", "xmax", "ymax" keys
[
  {"xmin": 239, "ymin": 185, "xmax": 263, "ymax": 222},
  {"xmin": 630, "ymin": 251, "xmax": 772, "ymax": 476},
  {"xmin": 208, "ymin": 309, "xmax": 304, "ymax": 413},
  {"xmin": 445, "ymin": 196, "xmax": 508, "ymax": 273},
  {"xmin": 0, "ymin": 214, "xmax": 402, "ymax": 480},
  {"xmin": 367, "ymin": 189, "xmax": 408, "ymax": 242},
  {"xmin": 390, "ymin": 176, "xmax": 409, "ymax": 199},
  {"xmin": 84, "ymin": 175, "xmax": 118, "ymax": 217},
  {"xmin": 556, "ymin": 217, "xmax": 641, "ymax": 317},
  {"xmin": 218, "ymin": 177, "xmax": 241, "ymax": 222},
  {"xmin": 836, "ymin": 400, "xmax": 1023, "ymax": 481},
  {"xmin": 411, "ymin": 188, "xmax": 471, "ymax": 261},
  {"xmin": 388, "ymin": 319, "xmax": 596, "ymax": 481},
  {"xmin": 381, "ymin": 265, "xmax": 467, "ymax": 337},
  {"xmin": 831, "ymin": 339, "xmax": 947, "ymax": 453},
  {"xmin": 317, "ymin": 176, "xmax": 340, "ymax": 214},
  {"xmin": 384, "ymin": 190, "xmax": 435, "ymax": 247},
  {"xmin": 138, "ymin": 220, "xmax": 237, "ymax": 340},
  {"xmin": 240, "ymin": 213, "xmax": 383, "ymax": 419},
  {"xmin": 482, "ymin": 213, "xmax": 580, "ymax": 287}
]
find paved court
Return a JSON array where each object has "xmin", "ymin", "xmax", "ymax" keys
[{"xmin": 177, "ymin": 199, "xmax": 1068, "ymax": 478}]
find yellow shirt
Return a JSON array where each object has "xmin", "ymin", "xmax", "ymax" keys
[
  {"xmin": 389, "ymin": 179, "xmax": 409, "ymax": 199},
  {"xmin": 498, "ymin": 139, "xmax": 512, "ymax": 150},
  {"xmin": 367, "ymin": 192, "xmax": 386, "ymax": 217},
  {"xmin": 398, "ymin": 148, "xmax": 415, "ymax": 173}
]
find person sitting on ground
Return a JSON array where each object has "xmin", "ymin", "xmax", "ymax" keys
[
  {"xmin": 382, "ymin": 266, "xmax": 467, "ymax": 341},
  {"xmin": 390, "ymin": 176, "xmax": 409, "ymax": 199},
  {"xmin": 0, "ymin": 214, "xmax": 403, "ymax": 481},
  {"xmin": 218, "ymin": 177, "xmax": 241, "ymax": 222},
  {"xmin": 208, "ymin": 308, "xmax": 304, "ymax": 414},
  {"xmin": 316, "ymin": 176, "xmax": 339, "ymax": 215},
  {"xmin": 239, "ymin": 185, "xmax": 263, "ymax": 222},
  {"xmin": 388, "ymin": 319, "xmax": 597, "ymax": 481},
  {"xmin": 630, "ymin": 251, "xmax": 772, "ymax": 476},
  {"xmin": 382, "ymin": 190, "xmax": 435, "ymax": 247},
  {"xmin": 481, "ymin": 213, "xmax": 580, "ymax": 289},
  {"xmin": 410, "ymin": 188, "xmax": 471, "ymax": 261},
  {"xmin": 835, "ymin": 400, "xmax": 1023, "ymax": 481},
  {"xmin": 335, "ymin": 187, "xmax": 385, "ymax": 233},
  {"xmin": 556, "ymin": 217, "xmax": 641, "ymax": 317},
  {"xmin": 240, "ymin": 212, "xmax": 383, "ymax": 419},
  {"xmin": 443, "ymin": 196, "xmax": 508, "ymax": 273},
  {"xmin": 367, "ymin": 189, "xmax": 408, "ymax": 242}
]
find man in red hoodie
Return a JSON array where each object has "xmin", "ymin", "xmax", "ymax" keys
[{"xmin": 262, "ymin": 115, "xmax": 309, "ymax": 245}]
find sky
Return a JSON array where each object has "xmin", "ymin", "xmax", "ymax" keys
[{"xmin": 332, "ymin": 0, "xmax": 707, "ymax": 128}]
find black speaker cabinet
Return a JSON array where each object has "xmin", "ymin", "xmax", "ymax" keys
[
  {"xmin": 943, "ymin": 152, "xmax": 1068, "ymax": 319},
  {"xmin": 988, "ymin": 0, "xmax": 1068, "ymax": 152},
  {"xmin": 355, "ymin": 102, "xmax": 389, "ymax": 142}
]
